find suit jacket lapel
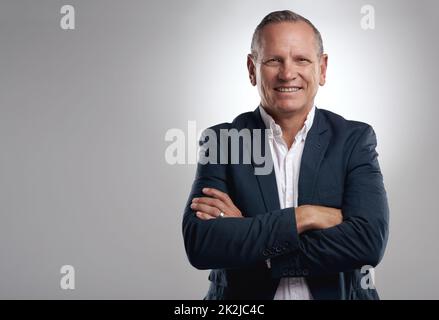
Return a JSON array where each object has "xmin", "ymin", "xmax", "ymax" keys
[
  {"xmin": 247, "ymin": 108, "xmax": 280, "ymax": 213},
  {"xmin": 298, "ymin": 108, "xmax": 330, "ymax": 205}
]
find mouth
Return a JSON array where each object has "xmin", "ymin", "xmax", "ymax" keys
[{"xmin": 274, "ymin": 86, "xmax": 303, "ymax": 93}]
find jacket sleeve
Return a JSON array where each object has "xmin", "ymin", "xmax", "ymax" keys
[
  {"xmin": 270, "ymin": 125, "xmax": 390, "ymax": 278},
  {"xmin": 182, "ymin": 128, "xmax": 300, "ymax": 270}
]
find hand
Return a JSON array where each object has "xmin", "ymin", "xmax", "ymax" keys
[
  {"xmin": 191, "ymin": 188, "xmax": 243, "ymax": 220},
  {"xmin": 296, "ymin": 205, "xmax": 343, "ymax": 234}
]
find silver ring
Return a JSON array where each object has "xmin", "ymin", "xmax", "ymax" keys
[{"xmin": 218, "ymin": 211, "xmax": 225, "ymax": 218}]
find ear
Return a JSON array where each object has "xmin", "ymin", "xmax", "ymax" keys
[
  {"xmin": 319, "ymin": 54, "xmax": 328, "ymax": 86},
  {"xmin": 247, "ymin": 54, "xmax": 257, "ymax": 86}
]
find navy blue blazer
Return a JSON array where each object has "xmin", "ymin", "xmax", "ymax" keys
[{"xmin": 182, "ymin": 107, "xmax": 389, "ymax": 300}]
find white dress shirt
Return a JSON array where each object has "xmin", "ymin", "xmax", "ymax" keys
[{"xmin": 259, "ymin": 105, "xmax": 315, "ymax": 300}]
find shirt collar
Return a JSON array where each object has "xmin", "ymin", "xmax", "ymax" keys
[{"xmin": 259, "ymin": 105, "xmax": 316, "ymax": 142}]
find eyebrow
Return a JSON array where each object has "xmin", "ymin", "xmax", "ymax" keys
[
  {"xmin": 262, "ymin": 53, "xmax": 313, "ymax": 61},
  {"xmin": 261, "ymin": 55, "xmax": 281, "ymax": 60}
]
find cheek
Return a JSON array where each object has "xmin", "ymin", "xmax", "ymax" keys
[
  {"xmin": 259, "ymin": 83, "xmax": 271, "ymax": 102},
  {"xmin": 258, "ymin": 72, "xmax": 273, "ymax": 93},
  {"xmin": 303, "ymin": 69, "xmax": 320, "ymax": 89},
  {"xmin": 260, "ymin": 70, "xmax": 276, "ymax": 88}
]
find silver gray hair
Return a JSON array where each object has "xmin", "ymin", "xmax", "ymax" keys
[{"xmin": 250, "ymin": 10, "xmax": 324, "ymax": 59}]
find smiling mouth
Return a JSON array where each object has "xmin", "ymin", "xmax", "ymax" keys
[{"xmin": 274, "ymin": 86, "xmax": 303, "ymax": 92}]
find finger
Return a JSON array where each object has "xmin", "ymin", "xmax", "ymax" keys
[
  {"xmin": 191, "ymin": 202, "xmax": 220, "ymax": 217},
  {"xmin": 195, "ymin": 211, "xmax": 216, "ymax": 220},
  {"xmin": 193, "ymin": 197, "xmax": 227, "ymax": 211},
  {"xmin": 202, "ymin": 188, "xmax": 233, "ymax": 206}
]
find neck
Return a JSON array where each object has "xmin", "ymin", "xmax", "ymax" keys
[{"xmin": 266, "ymin": 105, "xmax": 312, "ymax": 149}]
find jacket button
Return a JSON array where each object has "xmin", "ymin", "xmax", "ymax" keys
[
  {"xmin": 289, "ymin": 270, "xmax": 295, "ymax": 276},
  {"xmin": 282, "ymin": 271, "xmax": 289, "ymax": 276}
]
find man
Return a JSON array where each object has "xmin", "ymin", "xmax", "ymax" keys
[{"xmin": 182, "ymin": 10, "xmax": 389, "ymax": 300}]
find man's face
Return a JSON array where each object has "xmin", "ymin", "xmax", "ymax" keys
[{"xmin": 247, "ymin": 21, "xmax": 328, "ymax": 118}]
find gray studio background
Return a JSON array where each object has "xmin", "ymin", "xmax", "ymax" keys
[{"xmin": 0, "ymin": 0, "xmax": 437, "ymax": 299}]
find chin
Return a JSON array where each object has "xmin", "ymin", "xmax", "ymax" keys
[{"xmin": 275, "ymin": 102, "xmax": 306, "ymax": 114}]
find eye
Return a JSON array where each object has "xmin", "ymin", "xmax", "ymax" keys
[
  {"xmin": 262, "ymin": 58, "xmax": 282, "ymax": 66},
  {"xmin": 297, "ymin": 57, "xmax": 311, "ymax": 64}
]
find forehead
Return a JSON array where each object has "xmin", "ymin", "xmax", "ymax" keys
[{"xmin": 258, "ymin": 21, "xmax": 318, "ymax": 55}]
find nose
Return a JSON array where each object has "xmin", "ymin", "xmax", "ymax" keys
[{"xmin": 278, "ymin": 60, "xmax": 297, "ymax": 81}]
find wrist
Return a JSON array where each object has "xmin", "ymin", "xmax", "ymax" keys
[{"xmin": 295, "ymin": 205, "xmax": 314, "ymax": 234}]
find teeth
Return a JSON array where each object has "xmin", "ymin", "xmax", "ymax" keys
[{"xmin": 277, "ymin": 87, "xmax": 301, "ymax": 92}]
